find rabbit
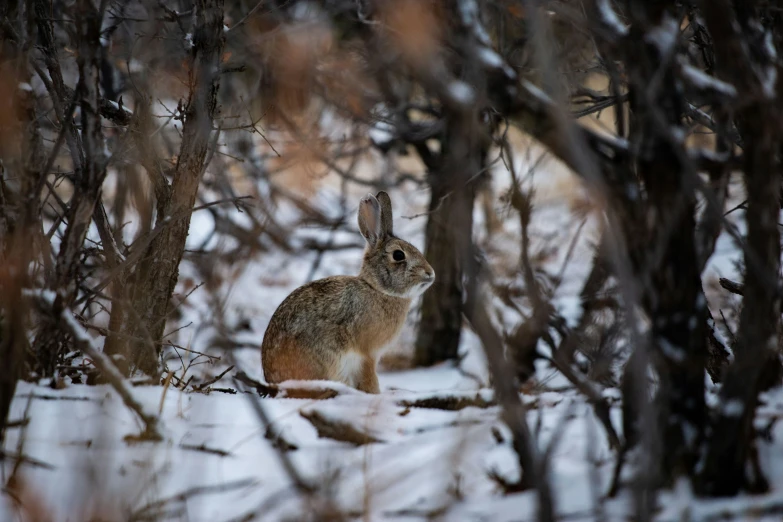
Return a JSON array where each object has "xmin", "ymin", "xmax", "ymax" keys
[{"xmin": 261, "ymin": 191, "xmax": 435, "ymax": 394}]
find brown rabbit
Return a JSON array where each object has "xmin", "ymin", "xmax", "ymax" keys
[{"xmin": 261, "ymin": 191, "xmax": 435, "ymax": 393}]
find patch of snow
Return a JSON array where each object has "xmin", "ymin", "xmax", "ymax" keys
[
  {"xmin": 597, "ymin": 0, "xmax": 628, "ymax": 36},
  {"xmin": 448, "ymin": 80, "xmax": 476, "ymax": 106},
  {"xmin": 764, "ymin": 30, "xmax": 777, "ymax": 60},
  {"xmin": 722, "ymin": 398, "xmax": 744, "ymax": 418},
  {"xmin": 21, "ymin": 288, "xmax": 57, "ymax": 304},
  {"xmin": 645, "ymin": 14, "xmax": 679, "ymax": 56},
  {"xmin": 128, "ymin": 59, "xmax": 144, "ymax": 73},
  {"xmin": 553, "ymin": 295, "xmax": 583, "ymax": 329},
  {"xmin": 478, "ymin": 47, "xmax": 503, "ymax": 68},
  {"xmin": 670, "ymin": 125, "xmax": 686, "ymax": 143},
  {"xmin": 458, "ymin": 0, "xmax": 491, "ymax": 46},
  {"xmin": 521, "ymin": 79, "xmax": 553, "ymax": 105},
  {"xmin": 368, "ymin": 113, "xmax": 395, "ymax": 147},
  {"xmin": 680, "ymin": 63, "xmax": 738, "ymax": 97},
  {"xmin": 763, "ymin": 66, "xmax": 778, "ymax": 99},
  {"xmin": 476, "ymin": 47, "xmax": 517, "ymax": 79}
]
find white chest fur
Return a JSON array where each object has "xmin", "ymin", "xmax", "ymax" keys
[{"xmin": 336, "ymin": 351, "xmax": 365, "ymax": 387}]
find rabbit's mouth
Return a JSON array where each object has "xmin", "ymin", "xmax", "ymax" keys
[
  {"xmin": 419, "ymin": 274, "xmax": 435, "ymax": 289},
  {"xmin": 399, "ymin": 275, "xmax": 435, "ymax": 298}
]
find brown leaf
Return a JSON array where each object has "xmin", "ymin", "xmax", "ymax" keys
[{"xmin": 378, "ymin": 0, "xmax": 444, "ymax": 70}]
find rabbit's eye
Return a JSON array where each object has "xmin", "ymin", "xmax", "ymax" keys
[{"xmin": 392, "ymin": 250, "xmax": 405, "ymax": 261}]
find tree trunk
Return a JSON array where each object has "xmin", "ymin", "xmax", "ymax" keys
[
  {"xmin": 699, "ymin": 106, "xmax": 781, "ymax": 495},
  {"xmin": 414, "ymin": 115, "xmax": 484, "ymax": 367},
  {"xmin": 695, "ymin": 0, "xmax": 782, "ymax": 496},
  {"xmin": 108, "ymin": 0, "xmax": 225, "ymax": 377},
  {"xmin": 414, "ymin": 179, "xmax": 473, "ymax": 365},
  {"xmin": 621, "ymin": 0, "xmax": 708, "ymax": 492}
]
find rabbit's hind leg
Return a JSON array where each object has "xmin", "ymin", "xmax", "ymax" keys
[
  {"xmin": 356, "ymin": 356, "xmax": 380, "ymax": 394},
  {"xmin": 263, "ymin": 339, "xmax": 326, "ymax": 383}
]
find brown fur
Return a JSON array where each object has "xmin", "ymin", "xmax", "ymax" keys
[{"xmin": 261, "ymin": 192, "xmax": 434, "ymax": 393}]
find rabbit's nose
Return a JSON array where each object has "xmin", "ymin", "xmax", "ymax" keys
[{"xmin": 423, "ymin": 268, "xmax": 435, "ymax": 281}]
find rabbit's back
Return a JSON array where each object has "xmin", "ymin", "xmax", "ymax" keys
[{"xmin": 261, "ymin": 275, "xmax": 410, "ymax": 385}]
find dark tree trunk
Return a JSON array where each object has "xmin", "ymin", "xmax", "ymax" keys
[
  {"xmin": 414, "ymin": 174, "xmax": 476, "ymax": 366},
  {"xmin": 621, "ymin": 0, "xmax": 708, "ymax": 490},
  {"xmin": 696, "ymin": 1, "xmax": 782, "ymax": 495},
  {"xmin": 699, "ymin": 104, "xmax": 781, "ymax": 495},
  {"xmin": 414, "ymin": 106, "xmax": 486, "ymax": 367}
]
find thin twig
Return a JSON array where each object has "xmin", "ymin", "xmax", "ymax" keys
[{"xmin": 193, "ymin": 365, "xmax": 235, "ymax": 391}]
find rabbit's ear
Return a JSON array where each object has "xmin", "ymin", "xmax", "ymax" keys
[
  {"xmin": 376, "ymin": 191, "xmax": 393, "ymax": 236},
  {"xmin": 358, "ymin": 193, "xmax": 383, "ymax": 246}
]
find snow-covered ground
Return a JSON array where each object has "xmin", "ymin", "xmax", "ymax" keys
[
  {"xmin": 6, "ymin": 361, "xmax": 783, "ymax": 521},
  {"xmin": 4, "ymin": 126, "xmax": 772, "ymax": 521},
  {"xmin": 1, "ymin": 369, "xmax": 615, "ymax": 521}
]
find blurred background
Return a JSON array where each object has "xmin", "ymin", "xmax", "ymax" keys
[{"xmin": 0, "ymin": 0, "xmax": 780, "ymax": 520}]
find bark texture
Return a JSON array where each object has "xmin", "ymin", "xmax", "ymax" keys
[{"xmin": 414, "ymin": 170, "xmax": 477, "ymax": 366}]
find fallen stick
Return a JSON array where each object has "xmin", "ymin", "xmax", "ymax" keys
[
  {"xmin": 0, "ymin": 451, "xmax": 55, "ymax": 470},
  {"xmin": 179, "ymin": 443, "xmax": 231, "ymax": 457},
  {"xmin": 300, "ymin": 409, "xmax": 383, "ymax": 446},
  {"xmin": 4, "ymin": 418, "xmax": 30, "ymax": 429},
  {"xmin": 233, "ymin": 371, "xmax": 279, "ymax": 397},
  {"xmin": 399, "ymin": 394, "xmax": 495, "ymax": 411},
  {"xmin": 130, "ymin": 477, "xmax": 257, "ymax": 520}
]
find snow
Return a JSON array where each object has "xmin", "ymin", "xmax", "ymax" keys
[
  {"xmin": 368, "ymin": 106, "xmax": 396, "ymax": 149},
  {"xmin": 458, "ymin": 0, "xmax": 492, "ymax": 47},
  {"xmin": 597, "ymin": 0, "xmax": 629, "ymax": 36},
  {"xmin": 721, "ymin": 399, "xmax": 744, "ymax": 418},
  {"xmin": 476, "ymin": 47, "xmax": 517, "ymax": 80},
  {"xmin": 680, "ymin": 63, "xmax": 738, "ymax": 97},
  {"xmin": 645, "ymin": 15, "xmax": 679, "ymax": 56},
  {"xmin": 763, "ymin": 66, "xmax": 778, "ymax": 99},
  {"xmin": 105, "ymin": 99, "xmax": 134, "ymax": 115},
  {"xmin": 764, "ymin": 31, "xmax": 777, "ymax": 60},
  {"xmin": 448, "ymin": 80, "xmax": 476, "ymax": 106},
  {"xmin": 478, "ymin": 47, "xmax": 503, "ymax": 68},
  {"xmin": 127, "ymin": 58, "xmax": 144, "ymax": 73},
  {"xmin": 368, "ymin": 123, "xmax": 395, "ymax": 148},
  {"xmin": 521, "ymin": 79, "xmax": 554, "ymax": 106},
  {"xmin": 2, "ymin": 375, "xmax": 633, "ymax": 521}
]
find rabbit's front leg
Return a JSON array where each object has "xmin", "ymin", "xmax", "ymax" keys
[{"xmin": 357, "ymin": 356, "xmax": 380, "ymax": 394}]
